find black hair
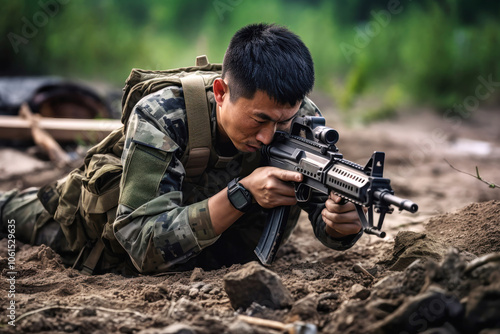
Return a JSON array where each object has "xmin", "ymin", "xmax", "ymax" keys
[{"xmin": 222, "ymin": 23, "xmax": 314, "ymax": 106}]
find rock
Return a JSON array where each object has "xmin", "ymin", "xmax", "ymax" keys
[
  {"xmin": 400, "ymin": 259, "xmax": 428, "ymax": 296},
  {"xmin": 478, "ymin": 330, "xmax": 500, "ymax": 334},
  {"xmin": 138, "ymin": 323, "xmax": 197, "ymax": 334},
  {"xmin": 286, "ymin": 293, "xmax": 320, "ymax": 324},
  {"xmin": 19, "ymin": 312, "xmax": 52, "ymax": 332},
  {"xmin": 369, "ymin": 287, "xmax": 464, "ymax": 334},
  {"xmin": 349, "ymin": 284, "xmax": 370, "ymax": 300},
  {"xmin": 223, "ymin": 261, "xmax": 293, "ymax": 310},
  {"xmin": 322, "ymin": 299, "xmax": 366, "ymax": 333},
  {"xmin": 419, "ymin": 322, "xmax": 460, "ymax": 334},
  {"xmin": 380, "ymin": 231, "xmax": 449, "ymax": 271},
  {"xmin": 190, "ymin": 267, "xmax": 204, "ymax": 282},
  {"xmin": 225, "ymin": 320, "xmax": 256, "ymax": 334},
  {"xmin": 76, "ymin": 307, "xmax": 97, "ymax": 317},
  {"xmin": 465, "ymin": 283, "xmax": 500, "ymax": 332},
  {"xmin": 465, "ymin": 253, "xmax": 500, "ymax": 284},
  {"xmin": 244, "ymin": 301, "xmax": 269, "ymax": 317},
  {"xmin": 144, "ymin": 289, "xmax": 165, "ymax": 302},
  {"xmin": 366, "ymin": 299, "xmax": 402, "ymax": 320},
  {"xmin": 188, "ymin": 288, "xmax": 198, "ymax": 298},
  {"xmin": 119, "ymin": 325, "xmax": 137, "ymax": 334},
  {"xmin": 199, "ymin": 283, "xmax": 214, "ymax": 294},
  {"xmin": 292, "ymin": 268, "xmax": 320, "ymax": 280},
  {"xmin": 373, "ymin": 272, "xmax": 404, "ymax": 289},
  {"xmin": 167, "ymin": 298, "xmax": 203, "ymax": 322}
]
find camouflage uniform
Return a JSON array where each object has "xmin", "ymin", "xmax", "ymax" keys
[{"xmin": 0, "ymin": 84, "xmax": 362, "ymax": 274}]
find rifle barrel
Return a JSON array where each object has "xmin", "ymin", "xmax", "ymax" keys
[{"xmin": 374, "ymin": 191, "xmax": 418, "ymax": 213}]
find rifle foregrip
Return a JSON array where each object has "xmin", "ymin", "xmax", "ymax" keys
[{"xmin": 254, "ymin": 206, "xmax": 291, "ymax": 265}]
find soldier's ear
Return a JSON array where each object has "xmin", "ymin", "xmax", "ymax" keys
[{"xmin": 213, "ymin": 78, "xmax": 229, "ymax": 104}]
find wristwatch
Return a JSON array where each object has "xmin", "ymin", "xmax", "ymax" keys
[{"xmin": 227, "ymin": 178, "xmax": 253, "ymax": 212}]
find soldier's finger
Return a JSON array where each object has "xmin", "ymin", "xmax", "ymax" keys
[
  {"xmin": 259, "ymin": 190, "xmax": 297, "ymax": 208},
  {"xmin": 325, "ymin": 198, "xmax": 356, "ymax": 214},
  {"xmin": 324, "ymin": 220, "xmax": 362, "ymax": 236},
  {"xmin": 272, "ymin": 167, "xmax": 303, "ymax": 183},
  {"xmin": 329, "ymin": 192, "xmax": 342, "ymax": 202},
  {"xmin": 322, "ymin": 208, "xmax": 359, "ymax": 223}
]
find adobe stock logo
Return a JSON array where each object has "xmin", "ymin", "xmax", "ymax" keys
[
  {"xmin": 340, "ymin": 0, "xmax": 407, "ymax": 63},
  {"xmin": 396, "ymin": 74, "xmax": 500, "ymax": 178},
  {"xmin": 213, "ymin": 0, "xmax": 244, "ymax": 22},
  {"xmin": 7, "ymin": 0, "xmax": 70, "ymax": 54}
]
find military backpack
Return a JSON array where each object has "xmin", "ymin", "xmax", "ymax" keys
[{"xmin": 38, "ymin": 56, "xmax": 223, "ymax": 274}]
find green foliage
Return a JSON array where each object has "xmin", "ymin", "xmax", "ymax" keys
[{"xmin": 1, "ymin": 0, "xmax": 499, "ymax": 122}]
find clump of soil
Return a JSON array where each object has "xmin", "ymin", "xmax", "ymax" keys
[
  {"xmin": 426, "ymin": 200, "xmax": 500, "ymax": 256},
  {"xmin": 1, "ymin": 200, "xmax": 500, "ymax": 334}
]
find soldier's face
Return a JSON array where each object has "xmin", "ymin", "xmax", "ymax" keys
[{"xmin": 213, "ymin": 79, "xmax": 300, "ymax": 152}]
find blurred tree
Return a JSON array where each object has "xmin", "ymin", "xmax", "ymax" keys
[{"xmin": 0, "ymin": 0, "xmax": 498, "ymax": 116}]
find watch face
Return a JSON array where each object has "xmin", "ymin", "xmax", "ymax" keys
[
  {"xmin": 228, "ymin": 179, "xmax": 252, "ymax": 212},
  {"xmin": 232, "ymin": 190, "xmax": 248, "ymax": 208}
]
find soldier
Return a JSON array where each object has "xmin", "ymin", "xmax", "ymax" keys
[{"xmin": 0, "ymin": 23, "xmax": 362, "ymax": 274}]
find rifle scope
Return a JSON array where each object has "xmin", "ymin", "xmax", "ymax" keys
[{"xmin": 313, "ymin": 126, "xmax": 339, "ymax": 145}]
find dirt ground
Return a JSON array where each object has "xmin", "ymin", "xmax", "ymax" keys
[{"xmin": 1, "ymin": 102, "xmax": 499, "ymax": 333}]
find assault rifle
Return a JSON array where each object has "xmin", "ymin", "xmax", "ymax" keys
[{"xmin": 255, "ymin": 116, "xmax": 418, "ymax": 265}]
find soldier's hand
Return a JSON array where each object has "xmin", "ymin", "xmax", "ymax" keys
[
  {"xmin": 322, "ymin": 192, "xmax": 362, "ymax": 238},
  {"xmin": 239, "ymin": 167, "xmax": 302, "ymax": 209}
]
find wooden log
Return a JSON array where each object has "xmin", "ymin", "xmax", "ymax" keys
[{"xmin": 0, "ymin": 115, "xmax": 122, "ymax": 142}]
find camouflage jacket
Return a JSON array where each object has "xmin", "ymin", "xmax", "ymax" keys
[{"xmin": 113, "ymin": 86, "xmax": 362, "ymax": 273}]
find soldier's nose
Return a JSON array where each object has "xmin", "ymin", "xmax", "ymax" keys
[{"xmin": 256, "ymin": 124, "xmax": 276, "ymax": 145}]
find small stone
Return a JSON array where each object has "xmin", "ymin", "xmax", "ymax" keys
[
  {"xmin": 223, "ymin": 261, "xmax": 293, "ymax": 310},
  {"xmin": 226, "ymin": 320, "xmax": 255, "ymax": 334},
  {"xmin": 167, "ymin": 297, "xmax": 203, "ymax": 322},
  {"xmin": 292, "ymin": 268, "xmax": 320, "ymax": 280},
  {"xmin": 369, "ymin": 287, "xmax": 463, "ymax": 334},
  {"xmin": 199, "ymin": 283, "xmax": 214, "ymax": 294},
  {"xmin": 76, "ymin": 307, "xmax": 97, "ymax": 317},
  {"xmin": 366, "ymin": 299, "xmax": 401, "ymax": 320},
  {"xmin": 64, "ymin": 324, "xmax": 76, "ymax": 332},
  {"xmin": 287, "ymin": 293, "xmax": 320, "ymax": 324},
  {"xmin": 190, "ymin": 267, "xmax": 204, "ymax": 282},
  {"xmin": 140, "ymin": 323, "xmax": 197, "ymax": 334},
  {"xmin": 144, "ymin": 290, "xmax": 164, "ymax": 302},
  {"xmin": 465, "ymin": 284, "xmax": 500, "ymax": 331},
  {"xmin": 350, "ymin": 284, "xmax": 370, "ymax": 300},
  {"xmin": 119, "ymin": 325, "xmax": 136, "ymax": 334},
  {"xmin": 190, "ymin": 282, "xmax": 205, "ymax": 291},
  {"xmin": 188, "ymin": 288, "xmax": 198, "ymax": 298},
  {"xmin": 209, "ymin": 287, "xmax": 221, "ymax": 295}
]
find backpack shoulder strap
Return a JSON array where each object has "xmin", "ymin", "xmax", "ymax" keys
[
  {"xmin": 180, "ymin": 73, "xmax": 212, "ymax": 178},
  {"xmin": 122, "ymin": 55, "xmax": 220, "ymax": 178}
]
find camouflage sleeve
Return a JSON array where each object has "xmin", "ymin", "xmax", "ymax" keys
[
  {"xmin": 298, "ymin": 96, "xmax": 323, "ymax": 117},
  {"xmin": 297, "ymin": 98, "xmax": 363, "ymax": 250},
  {"xmin": 113, "ymin": 87, "xmax": 219, "ymax": 274}
]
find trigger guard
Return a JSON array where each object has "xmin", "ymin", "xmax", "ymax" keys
[{"xmin": 294, "ymin": 183, "xmax": 311, "ymax": 202}]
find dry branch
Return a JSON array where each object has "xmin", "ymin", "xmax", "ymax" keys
[
  {"xmin": 19, "ymin": 103, "xmax": 73, "ymax": 168},
  {"xmin": 445, "ymin": 159, "xmax": 498, "ymax": 189}
]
